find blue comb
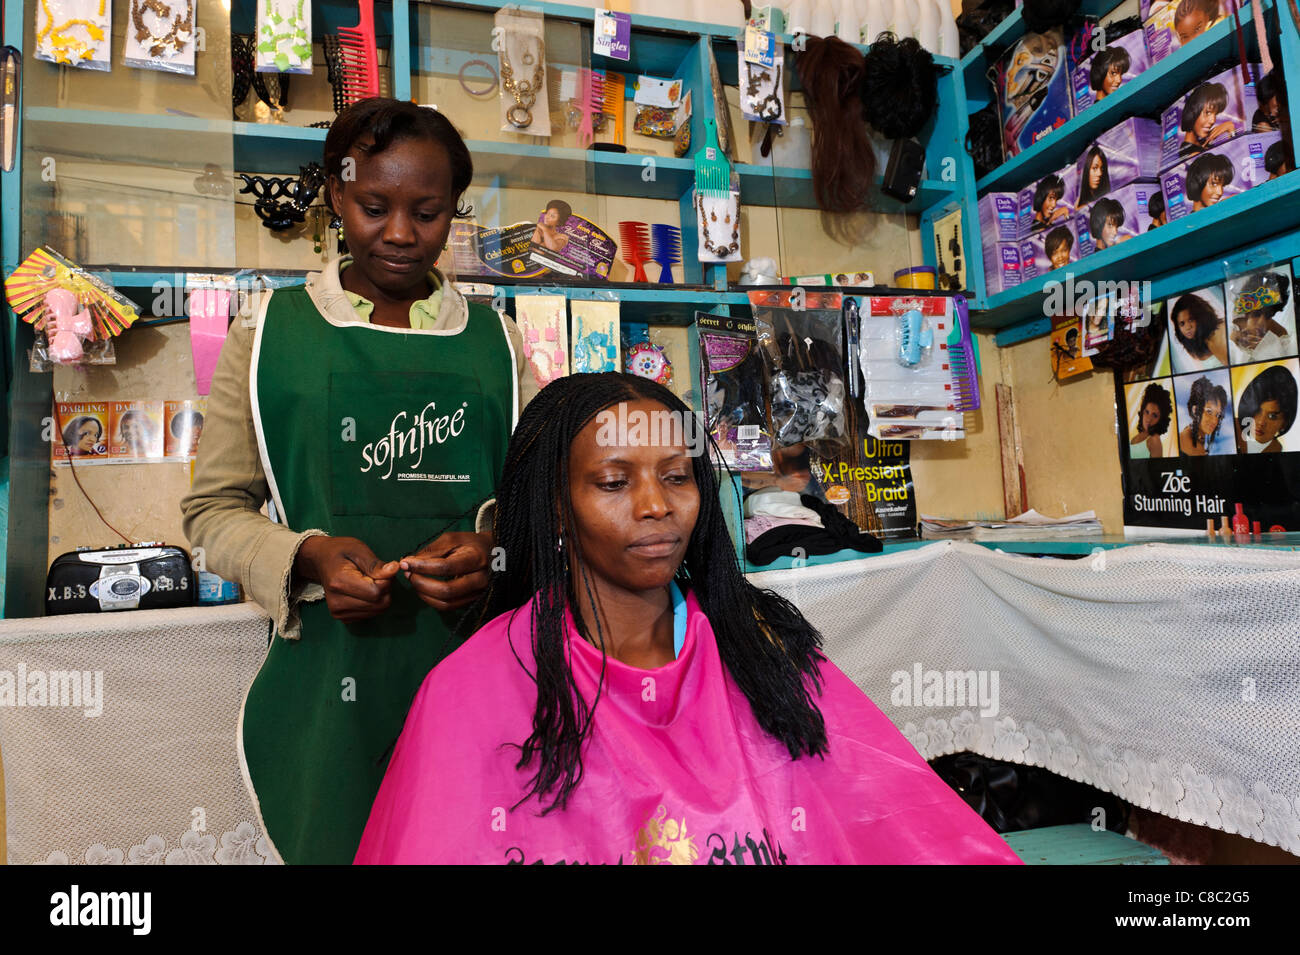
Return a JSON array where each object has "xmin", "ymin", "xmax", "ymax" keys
[{"xmin": 898, "ymin": 309, "xmax": 933, "ymax": 366}]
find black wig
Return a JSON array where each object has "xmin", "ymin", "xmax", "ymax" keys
[
  {"xmin": 1021, "ymin": 0, "xmax": 1082, "ymax": 34},
  {"xmin": 860, "ymin": 32, "xmax": 939, "ymax": 141},
  {"xmin": 478, "ymin": 372, "xmax": 830, "ymax": 813}
]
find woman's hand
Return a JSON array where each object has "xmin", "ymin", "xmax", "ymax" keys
[
  {"xmin": 400, "ymin": 531, "xmax": 494, "ymax": 612},
  {"xmin": 295, "ymin": 536, "xmax": 401, "ymax": 623}
]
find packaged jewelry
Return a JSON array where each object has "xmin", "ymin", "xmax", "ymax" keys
[
  {"xmin": 623, "ymin": 323, "xmax": 673, "ymax": 387},
  {"xmin": 695, "ymin": 174, "xmax": 742, "ymax": 264},
  {"xmin": 697, "ymin": 312, "xmax": 772, "ymax": 471},
  {"xmin": 750, "ymin": 289, "xmax": 849, "ymax": 457},
  {"xmin": 496, "ymin": 7, "xmax": 550, "ymax": 137},
  {"xmin": 35, "ymin": 0, "xmax": 112, "ymax": 71},
  {"xmin": 570, "ymin": 299, "xmax": 621, "ymax": 374},
  {"xmin": 124, "ymin": 0, "xmax": 196, "ymax": 74},
  {"xmin": 631, "ymin": 74, "xmax": 685, "ymax": 138},
  {"xmin": 256, "ymin": 0, "xmax": 312, "ymax": 75},
  {"xmin": 736, "ymin": 42, "xmax": 786, "ymax": 124},
  {"xmin": 515, "ymin": 293, "xmax": 569, "ymax": 389}
]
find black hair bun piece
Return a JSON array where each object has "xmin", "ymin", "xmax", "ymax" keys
[
  {"xmin": 1021, "ymin": 0, "xmax": 1082, "ymax": 34},
  {"xmin": 861, "ymin": 32, "xmax": 938, "ymax": 141}
]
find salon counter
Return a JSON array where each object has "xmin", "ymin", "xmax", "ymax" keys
[{"xmin": 3, "ymin": 539, "xmax": 1299, "ymax": 863}]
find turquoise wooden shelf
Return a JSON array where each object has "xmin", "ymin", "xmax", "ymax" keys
[{"xmin": 975, "ymin": 3, "xmax": 1281, "ymax": 196}]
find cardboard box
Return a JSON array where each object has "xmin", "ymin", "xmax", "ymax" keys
[
  {"xmin": 1075, "ymin": 181, "xmax": 1160, "ymax": 256},
  {"xmin": 1076, "ymin": 118, "xmax": 1163, "ymax": 204},
  {"xmin": 995, "ymin": 26, "xmax": 1074, "ymax": 159},
  {"xmin": 983, "ymin": 242, "xmax": 1024, "ymax": 296},
  {"xmin": 1020, "ymin": 219, "xmax": 1080, "ymax": 280},
  {"xmin": 1160, "ymin": 63, "xmax": 1262, "ymax": 171},
  {"xmin": 1143, "ymin": 1, "xmax": 1226, "ymax": 65},
  {"xmin": 1160, "ymin": 130, "xmax": 1283, "ymax": 221},
  {"xmin": 1071, "ymin": 28, "xmax": 1151, "ymax": 114},
  {"xmin": 1019, "ymin": 164, "xmax": 1080, "ymax": 236}
]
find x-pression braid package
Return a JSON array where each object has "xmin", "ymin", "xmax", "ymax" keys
[
  {"xmin": 749, "ymin": 290, "xmax": 849, "ymax": 459},
  {"xmin": 697, "ymin": 312, "xmax": 772, "ymax": 471}
]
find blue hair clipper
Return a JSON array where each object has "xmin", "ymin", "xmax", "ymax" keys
[{"xmin": 897, "ymin": 308, "xmax": 933, "ymax": 367}]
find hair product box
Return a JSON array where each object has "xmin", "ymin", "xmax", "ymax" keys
[
  {"xmin": 1160, "ymin": 130, "xmax": 1282, "ymax": 221},
  {"xmin": 1018, "ymin": 164, "xmax": 1080, "ymax": 236},
  {"xmin": 1075, "ymin": 118, "xmax": 1163, "ymax": 204},
  {"xmin": 1143, "ymin": 1, "xmax": 1227, "ymax": 65},
  {"xmin": 1075, "ymin": 181, "xmax": 1160, "ymax": 256},
  {"xmin": 1020, "ymin": 219, "xmax": 1080, "ymax": 280},
  {"xmin": 983, "ymin": 242, "xmax": 1024, "ymax": 296},
  {"xmin": 1071, "ymin": 28, "xmax": 1151, "ymax": 114},
  {"xmin": 979, "ymin": 192, "xmax": 1022, "ymax": 242},
  {"xmin": 995, "ymin": 26, "xmax": 1074, "ymax": 159},
  {"xmin": 1161, "ymin": 63, "xmax": 1261, "ymax": 171}
]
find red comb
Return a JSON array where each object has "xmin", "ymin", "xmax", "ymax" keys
[
  {"xmin": 618, "ymin": 221, "xmax": 650, "ymax": 283},
  {"xmin": 338, "ymin": 0, "xmax": 379, "ymax": 104}
]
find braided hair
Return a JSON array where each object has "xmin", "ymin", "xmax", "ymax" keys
[{"xmin": 478, "ymin": 372, "xmax": 829, "ymax": 814}]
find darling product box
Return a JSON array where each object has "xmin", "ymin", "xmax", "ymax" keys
[
  {"xmin": 995, "ymin": 26, "xmax": 1074, "ymax": 159},
  {"xmin": 1071, "ymin": 28, "xmax": 1150, "ymax": 114},
  {"xmin": 1018, "ymin": 164, "xmax": 1080, "ymax": 236},
  {"xmin": 1075, "ymin": 181, "xmax": 1160, "ymax": 256},
  {"xmin": 1160, "ymin": 130, "xmax": 1282, "ymax": 221},
  {"xmin": 1020, "ymin": 219, "xmax": 1080, "ymax": 280},
  {"xmin": 984, "ymin": 242, "xmax": 1024, "ymax": 296},
  {"xmin": 1075, "ymin": 118, "xmax": 1163, "ymax": 204},
  {"xmin": 978, "ymin": 193, "xmax": 1021, "ymax": 242},
  {"xmin": 1161, "ymin": 63, "xmax": 1261, "ymax": 170},
  {"xmin": 1143, "ymin": 1, "xmax": 1226, "ymax": 65}
]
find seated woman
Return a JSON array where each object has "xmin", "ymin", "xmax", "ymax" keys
[{"xmin": 355, "ymin": 373, "xmax": 1020, "ymax": 865}]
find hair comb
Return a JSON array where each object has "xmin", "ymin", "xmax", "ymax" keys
[
  {"xmin": 618, "ymin": 221, "xmax": 650, "ymax": 282},
  {"xmin": 649, "ymin": 224, "xmax": 682, "ymax": 283},
  {"xmin": 338, "ymin": 0, "xmax": 379, "ymax": 105}
]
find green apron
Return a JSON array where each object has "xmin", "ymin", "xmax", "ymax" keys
[{"xmin": 240, "ymin": 286, "xmax": 515, "ymax": 864}]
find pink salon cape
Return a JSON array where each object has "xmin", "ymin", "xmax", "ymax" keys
[{"xmin": 355, "ymin": 590, "xmax": 1023, "ymax": 865}]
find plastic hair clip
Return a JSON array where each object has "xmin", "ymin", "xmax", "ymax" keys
[{"xmin": 898, "ymin": 309, "xmax": 933, "ymax": 367}]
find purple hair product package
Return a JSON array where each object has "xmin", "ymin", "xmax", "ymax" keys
[
  {"xmin": 1018, "ymin": 164, "xmax": 1079, "ymax": 236},
  {"xmin": 1075, "ymin": 118, "xmax": 1163, "ymax": 204},
  {"xmin": 1070, "ymin": 29, "xmax": 1151, "ymax": 114},
  {"xmin": 1161, "ymin": 63, "xmax": 1261, "ymax": 171},
  {"xmin": 1075, "ymin": 181, "xmax": 1159, "ymax": 256},
  {"xmin": 1019, "ymin": 219, "xmax": 1080, "ymax": 280},
  {"xmin": 995, "ymin": 26, "xmax": 1074, "ymax": 159},
  {"xmin": 1143, "ymin": 1, "xmax": 1226, "ymax": 66},
  {"xmin": 984, "ymin": 242, "xmax": 1024, "ymax": 296},
  {"xmin": 978, "ymin": 193, "xmax": 1022, "ymax": 242},
  {"xmin": 1160, "ymin": 130, "xmax": 1282, "ymax": 221}
]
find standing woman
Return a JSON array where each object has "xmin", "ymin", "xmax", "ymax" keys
[{"xmin": 182, "ymin": 99, "xmax": 536, "ymax": 863}]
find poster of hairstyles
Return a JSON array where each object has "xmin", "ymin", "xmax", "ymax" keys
[
  {"xmin": 1226, "ymin": 266, "xmax": 1296, "ymax": 365},
  {"xmin": 1166, "ymin": 285, "xmax": 1228, "ymax": 374},
  {"xmin": 1124, "ymin": 379, "xmax": 1178, "ymax": 459},
  {"xmin": 1232, "ymin": 359, "xmax": 1300, "ymax": 454}
]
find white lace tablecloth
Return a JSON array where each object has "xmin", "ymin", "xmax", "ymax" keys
[
  {"xmin": 751, "ymin": 541, "xmax": 1300, "ymax": 857},
  {"xmin": 0, "ymin": 604, "xmax": 275, "ymax": 865},
  {"xmin": 4, "ymin": 541, "xmax": 1298, "ymax": 863}
]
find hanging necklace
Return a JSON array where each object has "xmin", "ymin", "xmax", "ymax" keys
[
  {"xmin": 696, "ymin": 194, "xmax": 739, "ymax": 258},
  {"xmin": 131, "ymin": 0, "xmax": 193, "ymax": 59},
  {"xmin": 500, "ymin": 37, "xmax": 545, "ymax": 129}
]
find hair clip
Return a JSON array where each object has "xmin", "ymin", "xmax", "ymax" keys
[{"xmin": 897, "ymin": 309, "xmax": 934, "ymax": 367}]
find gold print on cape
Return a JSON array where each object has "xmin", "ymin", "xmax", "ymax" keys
[{"xmin": 631, "ymin": 805, "xmax": 700, "ymax": 865}]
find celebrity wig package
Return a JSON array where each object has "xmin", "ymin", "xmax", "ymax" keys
[
  {"xmin": 993, "ymin": 26, "xmax": 1074, "ymax": 159},
  {"xmin": 696, "ymin": 313, "xmax": 772, "ymax": 472},
  {"xmin": 1160, "ymin": 130, "xmax": 1282, "ymax": 221},
  {"xmin": 1075, "ymin": 118, "xmax": 1163, "ymax": 203},
  {"xmin": 1075, "ymin": 182, "xmax": 1160, "ymax": 256},
  {"xmin": 1161, "ymin": 63, "xmax": 1262, "ymax": 171},
  {"xmin": 1070, "ymin": 20, "xmax": 1150, "ymax": 114},
  {"xmin": 749, "ymin": 290, "xmax": 849, "ymax": 458}
]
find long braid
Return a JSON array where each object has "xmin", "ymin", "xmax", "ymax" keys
[{"xmin": 477, "ymin": 373, "xmax": 827, "ymax": 814}]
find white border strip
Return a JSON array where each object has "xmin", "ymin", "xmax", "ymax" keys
[
  {"xmin": 235, "ymin": 630, "xmax": 286, "ymax": 865},
  {"xmin": 495, "ymin": 306, "xmax": 520, "ymax": 427},
  {"xmin": 248, "ymin": 290, "xmax": 289, "ymax": 528}
]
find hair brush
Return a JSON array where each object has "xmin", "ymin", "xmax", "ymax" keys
[{"xmin": 619, "ymin": 221, "xmax": 650, "ymax": 282}]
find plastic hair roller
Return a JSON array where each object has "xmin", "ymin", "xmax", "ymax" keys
[{"xmin": 897, "ymin": 308, "xmax": 933, "ymax": 367}]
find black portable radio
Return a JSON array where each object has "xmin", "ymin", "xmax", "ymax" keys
[{"xmin": 45, "ymin": 543, "xmax": 197, "ymax": 615}]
